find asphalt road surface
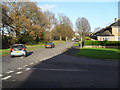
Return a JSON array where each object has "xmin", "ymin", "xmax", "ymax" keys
[{"xmin": 1, "ymin": 42, "xmax": 119, "ymax": 88}]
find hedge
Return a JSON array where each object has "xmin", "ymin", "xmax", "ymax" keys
[
  {"xmin": 84, "ymin": 40, "xmax": 120, "ymax": 46},
  {"xmin": 84, "ymin": 37, "xmax": 91, "ymax": 40}
]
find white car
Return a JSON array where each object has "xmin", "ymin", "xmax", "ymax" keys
[{"xmin": 10, "ymin": 44, "xmax": 27, "ymax": 57}]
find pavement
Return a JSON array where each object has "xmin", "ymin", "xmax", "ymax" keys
[{"xmin": 1, "ymin": 42, "xmax": 119, "ymax": 88}]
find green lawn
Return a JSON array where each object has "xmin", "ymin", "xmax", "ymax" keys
[
  {"xmin": 0, "ymin": 40, "xmax": 66, "ymax": 56},
  {"xmin": 76, "ymin": 48, "xmax": 120, "ymax": 60}
]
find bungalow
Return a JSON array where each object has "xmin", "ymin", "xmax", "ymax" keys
[{"xmin": 90, "ymin": 20, "xmax": 120, "ymax": 41}]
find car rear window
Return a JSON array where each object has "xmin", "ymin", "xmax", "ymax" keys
[
  {"xmin": 46, "ymin": 43, "xmax": 51, "ymax": 45},
  {"xmin": 12, "ymin": 45, "xmax": 24, "ymax": 49}
]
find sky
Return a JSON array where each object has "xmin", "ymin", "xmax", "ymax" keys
[{"xmin": 37, "ymin": 1, "xmax": 118, "ymax": 32}]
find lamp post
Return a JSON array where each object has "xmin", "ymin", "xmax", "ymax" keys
[{"xmin": 80, "ymin": 38, "xmax": 83, "ymax": 48}]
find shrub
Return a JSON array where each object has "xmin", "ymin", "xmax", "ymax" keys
[
  {"xmin": 20, "ymin": 34, "xmax": 38, "ymax": 45},
  {"xmin": 84, "ymin": 40, "xmax": 101, "ymax": 46},
  {"xmin": 84, "ymin": 40, "xmax": 120, "ymax": 46},
  {"xmin": 84, "ymin": 37, "xmax": 91, "ymax": 40},
  {"xmin": 106, "ymin": 41, "xmax": 120, "ymax": 46},
  {"xmin": 2, "ymin": 35, "xmax": 16, "ymax": 49}
]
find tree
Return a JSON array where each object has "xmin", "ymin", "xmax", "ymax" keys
[
  {"xmin": 44, "ymin": 11, "xmax": 57, "ymax": 40},
  {"xmin": 76, "ymin": 17, "xmax": 91, "ymax": 39},
  {"xmin": 94, "ymin": 27, "xmax": 101, "ymax": 32},
  {"xmin": 52, "ymin": 13, "xmax": 74, "ymax": 41},
  {"xmin": 1, "ymin": 3, "xmax": 13, "ymax": 35},
  {"xmin": 3, "ymin": 2, "xmax": 49, "ymax": 44}
]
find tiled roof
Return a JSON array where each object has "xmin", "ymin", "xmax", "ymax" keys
[
  {"xmin": 91, "ymin": 26, "xmax": 114, "ymax": 37},
  {"xmin": 111, "ymin": 20, "xmax": 120, "ymax": 26},
  {"xmin": 98, "ymin": 30, "xmax": 114, "ymax": 36},
  {"xmin": 90, "ymin": 20, "xmax": 119, "ymax": 39}
]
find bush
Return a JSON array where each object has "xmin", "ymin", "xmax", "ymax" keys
[
  {"xmin": 20, "ymin": 34, "xmax": 38, "ymax": 45},
  {"xmin": 84, "ymin": 37, "xmax": 91, "ymax": 40},
  {"xmin": 106, "ymin": 41, "xmax": 120, "ymax": 46},
  {"xmin": 84, "ymin": 40, "xmax": 101, "ymax": 46},
  {"xmin": 84, "ymin": 40, "xmax": 120, "ymax": 46},
  {"xmin": 2, "ymin": 35, "xmax": 16, "ymax": 49},
  {"xmin": 38, "ymin": 40, "xmax": 48, "ymax": 44}
]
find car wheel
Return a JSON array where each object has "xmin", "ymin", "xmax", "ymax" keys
[{"xmin": 24, "ymin": 52, "xmax": 27, "ymax": 57}]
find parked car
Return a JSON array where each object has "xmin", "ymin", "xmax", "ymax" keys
[
  {"xmin": 74, "ymin": 39, "xmax": 79, "ymax": 42},
  {"xmin": 45, "ymin": 43, "xmax": 55, "ymax": 48},
  {"xmin": 10, "ymin": 44, "xmax": 27, "ymax": 57},
  {"xmin": 71, "ymin": 38, "xmax": 75, "ymax": 42}
]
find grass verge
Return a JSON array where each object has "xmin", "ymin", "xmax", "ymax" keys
[{"xmin": 76, "ymin": 48, "xmax": 120, "ymax": 60}]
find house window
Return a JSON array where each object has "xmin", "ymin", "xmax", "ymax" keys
[
  {"xmin": 118, "ymin": 28, "xmax": 120, "ymax": 32},
  {"xmin": 103, "ymin": 38, "xmax": 110, "ymax": 41},
  {"xmin": 118, "ymin": 38, "xmax": 120, "ymax": 41}
]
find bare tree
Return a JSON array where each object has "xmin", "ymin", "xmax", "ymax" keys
[
  {"xmin": 58, "ymin": 13, "xmax": 73, "ymax": 27},
  {"xmin": 44, "ymin": 11, "xmax": 57, "ymax": 40},
  {"xmin": 54, "ymin": 14, "xmax": 74, "ymax": 41},
  {"xmin": 76, "ymin": 17, "xmax": 91, "ymax": 39},
  {"xmin": 94, "ymin": 27, "xmax": 101, "ymax": 32}
]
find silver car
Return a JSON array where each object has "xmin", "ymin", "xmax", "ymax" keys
[{"xmin": 10, "ymin": 44, "xmax": 27, "ymax": 57}]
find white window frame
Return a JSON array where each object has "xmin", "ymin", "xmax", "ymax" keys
[
  {"xmin": 103, "ymin": 38, "xmax": 110, "ymax": 41},
  {"xmin": 118, "ymin": 27, "xmax": 120, "ymax": 32},
  {"xmin": 118, "ymin": 38, "xmax": 120, "ymax": 41}
]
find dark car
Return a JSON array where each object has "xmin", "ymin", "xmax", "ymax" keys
[
  {"xmin": 10, "ymin": 44, "xmax": 27, "ymax": 57},
  {"xmin": 45, "ymin": 43, "xmax": 55, "ymax": 48},
  {"xmin": 74, "ymin": 39, "xmax": 79, "ymax": 42}
]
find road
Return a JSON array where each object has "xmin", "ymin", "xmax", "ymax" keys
[{"xmin": 1, "ymin": 42, "xmax": 118, "ymax": 88}]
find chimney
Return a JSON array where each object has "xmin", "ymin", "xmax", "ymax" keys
[{"xmin": 114, "ymin": 18, "xmax": 118, "ymax": 22}]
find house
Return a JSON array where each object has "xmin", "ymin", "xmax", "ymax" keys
[{"xmin": 90, "ymin": 20, "xmax": 120, "ymax": 41}]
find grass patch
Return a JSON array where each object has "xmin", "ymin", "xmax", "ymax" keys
[
  {"xmin": 74, "ymin": 42, "xmax": 80, "ymax": 46},
  {"xmin": 76, "ymin": 48, "xmax": 120, "ymax": 60},
  {"xmin": 0, "ymin": 40, "xmax": 66, "ymax": 56}
]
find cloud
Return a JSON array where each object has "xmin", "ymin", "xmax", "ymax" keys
[{"xmin": 39, "ymin": 4, "xmax": 56, "ymax": 11}]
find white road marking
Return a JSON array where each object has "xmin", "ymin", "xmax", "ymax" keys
[
  {"xmin": 23, "ymin": 65, "xmax": 28, "ymax": 67},
  {"xmin": 25, "ymin": 68, "xmax": 31, "ymax": 71},
  {"xmin": 54, "ymin": 54, "xmax": 58, "ymax": 56},
  {"xmin": 46, "ymin": 57, "xmax": 50, "ymax": 59},
  {"xmin": 35, "ymin": 61, "xmax": 38, "ymax": 63},
  {"xmin": 18, "ymin": 67, "xmax": 22, "ymax": 70},
  {"xmin": 0, "ymin": 74, "xmax": 3, "ymax": 77},
  {"xmin": 16, "ymin": 71, "xmax": 23, "ymax": 74},
  {"xmin": 49, "ymin": 56, "xmax": 52, "ymax": 58},
  {"xmin": 6, "ymin": 70, "xmax": 14, "ymax": 74},
  {"xmin": 43, "ymin": 58, "xmax": 46, "ymax": 60},
  {"xmin": 2, "ymin": 76, "xmax": 12, "ymax": 80},
  {"xmin": 30, "ymin": 63, "xmax": 33, "ymax": 65}
]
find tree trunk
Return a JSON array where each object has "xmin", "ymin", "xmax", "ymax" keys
[
  {"xmin": 60, "ymin": 36, "xmax": 62, "ymax": 41},
  {"xmin": 65, "ymin": 37, "xmax": 68, "ymax": 41}
]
